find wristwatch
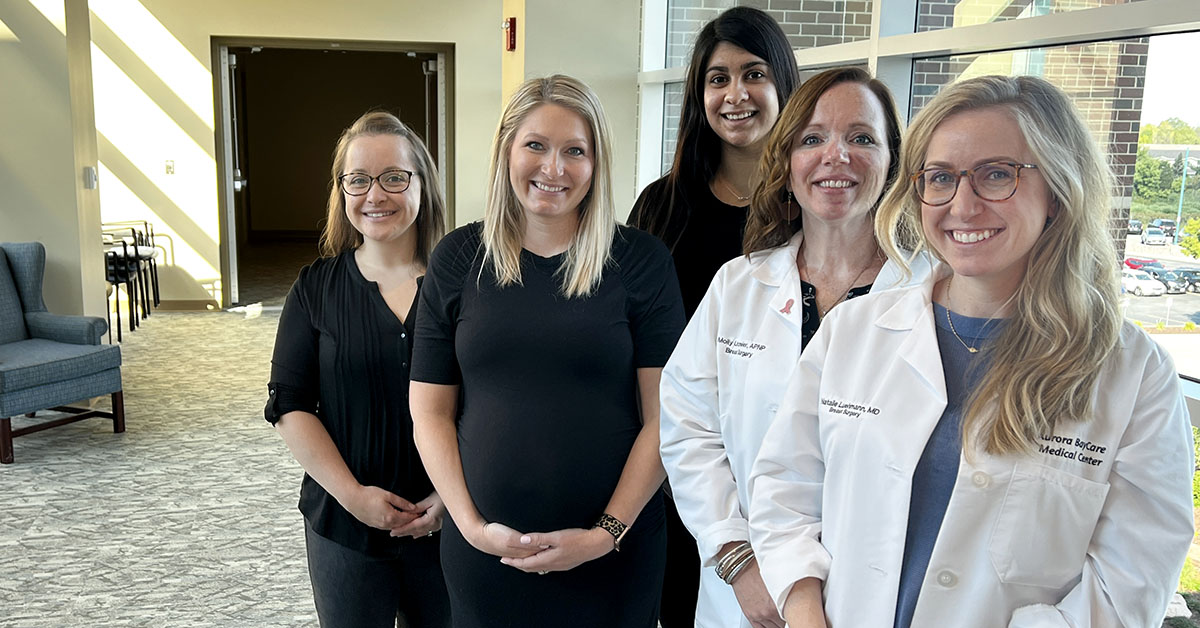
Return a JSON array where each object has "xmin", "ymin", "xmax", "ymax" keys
[{"xmin": 594, "ymin": 513, "xmax": 629, "ymax": 551}]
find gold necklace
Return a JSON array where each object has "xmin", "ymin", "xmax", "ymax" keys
[
  {"xmin": 719, "ymin": 176, "xmax": 750, "ymax": 203},
  {"xmin": 802, "ymin": 245, "xmax": 880, "ymax": 319},
  {"xmin": 943, "ymin": 275, "xmax": 1001, "ymax": 354}
]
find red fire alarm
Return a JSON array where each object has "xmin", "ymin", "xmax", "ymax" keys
[{"xmin": 503, "ymin": 17, "xmax": 517, "ymax": 52}]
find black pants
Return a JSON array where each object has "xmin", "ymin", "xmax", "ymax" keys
[
  {"xmin": 304, "ymin": 521, "xmax": 451, "ymax": 628},
  {"xmin": 659, "ymin": 496, "xmax": 700, "ymax": 628}
]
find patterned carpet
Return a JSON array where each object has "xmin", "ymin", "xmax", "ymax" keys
[{"xmin": 0, "ymin": 309, "xmax": 318, "ymax": 627}]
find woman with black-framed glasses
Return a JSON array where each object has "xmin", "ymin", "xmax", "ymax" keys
[
  {"xmin": 748, "ymin": 75, "xmax": 1193, "ymax": 628},
  {"xmin": 265, "ymin": 111, "xmax": 450, "ymax": 627}
]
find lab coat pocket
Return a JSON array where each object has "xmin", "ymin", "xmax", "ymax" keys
[{"xmin": 988, "ymin": 462, "xmax": 1110, "ymax": 589}]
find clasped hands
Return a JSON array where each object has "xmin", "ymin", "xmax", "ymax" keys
[
  {"xmin": 342, "ymin": 485, "xmax": 445, "ymax": 538},
  {"xmin": 470, "ymin": 521, "xmax": 615, "ymax": 575}
]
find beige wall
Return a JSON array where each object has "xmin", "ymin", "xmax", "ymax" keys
[
  {"xmin": 523, "ymin": 0, "xmax": 642, "ymax": 221},
  {"xmin": 91, "ymin": 0, "xmax": 503, "ymax": 305},
  {"xmin": 4, "ymin": 0, "xmax": 645, "ymax": 310},
  {"xmin": 0, "ymin": 0, "xmax": 103, "ymax": 316}
]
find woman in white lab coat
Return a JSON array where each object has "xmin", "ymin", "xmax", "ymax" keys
[
  {"xmin": 749, "ymin": 74, "xmax": 1194, "ymax": 628},
  {"xmin": 659, "ymin": 67, "xmax": 931, "ymax": 628}
]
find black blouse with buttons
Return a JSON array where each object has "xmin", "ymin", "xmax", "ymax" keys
[
  {"xmin": 798, "ymin": 281, "xmax": 872, "ymax": 350},
  {"xmin": 265, "ymin": 250, "xmax": 432, "ymax": 557}
]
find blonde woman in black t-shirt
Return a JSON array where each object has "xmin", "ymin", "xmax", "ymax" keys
[
  {"xmin": 410, "ymin": 75, "xmax": 685, "ymax": 628},
  {"xmin": 265, "ymin": 111, "xmax": 448, "ymax": 628}
]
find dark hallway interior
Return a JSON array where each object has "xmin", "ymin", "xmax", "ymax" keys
[{"xmin": 229, "ymin": 46, "xmax": 439, "ymax": 306}]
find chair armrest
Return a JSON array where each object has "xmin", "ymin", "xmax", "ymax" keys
[{"xmin": 25, "ymin": 312, "xmax": 108, "ymax": 345}]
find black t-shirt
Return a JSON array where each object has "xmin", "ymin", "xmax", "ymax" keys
[
  {"xmin": 629, "ymin": 176, "xmax": 748, "ymax": 319},
  {"xmin": 265, "ymin": 250, "xmax": 433, "ymax": 556},
  {"xmin": 411, "ymin": 222, "xmax": 685, "ymax": 533}
]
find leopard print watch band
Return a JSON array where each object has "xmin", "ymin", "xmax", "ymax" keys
[{"xmin": 594, "ymin": 513, "xmax": 629, "ymax": 552}]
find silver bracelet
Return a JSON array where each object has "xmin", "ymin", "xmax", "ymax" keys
[
  {"xmin": 724, "ymin": 553, "xmax": 756, "ymax": 585},
  {"xmin": 716, "ymin": 542, "xmax": 751, "ymax": 577},
  {"xmin": 716, "ymin": 542, "xmax": 754, "ymax": 583}
]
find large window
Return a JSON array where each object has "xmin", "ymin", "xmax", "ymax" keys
[
  {"xmin": 638, "ymin": 0, "xmax": 1200, "ymax": 378},
  {"xmin": 916, "ymin": 0, "xmax": 1145, "ymax": 32}
]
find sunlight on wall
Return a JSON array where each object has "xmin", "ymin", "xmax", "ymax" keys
[
  {"xmin": 953, "ymin": 0, "xmax": 1009, "ymax": 27},
  {"xmin": 90, "ymin": 0, "xmax": 214, "ymax": 129},
  {"xmin": 98, "ymin": 161, "xmax": 220, "ymax": 295},
  {"xmin": 90, "ymin": 41, "xmax": 221, "ymax": 302},
  {"xmin": 27, "ymin": 0, "xmax": 64, "ymax": 34},
  {"xmin": 0, "ymin": 18, "xmax": 19, "ymax": 41}
]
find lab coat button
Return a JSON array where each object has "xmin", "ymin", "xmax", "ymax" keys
[
  {"xmin": 767, "ymin": 404, "xmax": 779, "ymax": 414},
  {"xmin": 936, "ymin": 570, "xmax": 958, "ymax": 588},
  {"xmin": 971, "ymin": 471, "xmax": 991, "ymax": 488}
]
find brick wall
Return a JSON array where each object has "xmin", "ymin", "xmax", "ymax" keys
[
  {"xmin": 910, "ymin": 37, "xmax": 1148, "ymax": 256},
  {"xmin": 666, "ymin": 0, "xmax": 873, "ymax": 69}
]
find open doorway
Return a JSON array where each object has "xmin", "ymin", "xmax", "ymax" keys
[{"xmin": 213, "ymin": 38, "xmax": 454, "ymax": 308}]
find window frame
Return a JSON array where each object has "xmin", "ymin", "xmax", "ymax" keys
[
  {"xmin": 637, "ymin": 0, "xmax": 1200, "ymax": 190},
  {"xmin": 635, "ymin": 0, "xmax": 1200, "ymax": 417}
]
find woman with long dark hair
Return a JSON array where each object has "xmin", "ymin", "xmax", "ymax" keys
[{"xmin": 628, "ymin": 9, "xmax": 799, "ymax": 624}]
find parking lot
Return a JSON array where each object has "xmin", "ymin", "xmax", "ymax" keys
[{"xmin": 1121, "ymin": 235, "xmax": 1200, "ymax": 326}]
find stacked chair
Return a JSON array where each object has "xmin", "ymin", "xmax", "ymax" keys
[
  {"xmin": 0, "ymin": 242, "xmax": 125, "ymax": 464},
  {"xmin": 102, "ymin": 221, "xmax": 162, "ymax": 342}
]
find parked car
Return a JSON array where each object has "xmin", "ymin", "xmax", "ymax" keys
[
  {"xmin": 1124, "ymin": 256, "xmax": 1163, "ymax": 270},
  {"xmin": 1175, "ymin": 268, "xmax": 1200, "ymax": 292},
  {"xmin": 1121, "ymin": 269, "xmax": 1166, "ymax": 296},
  {"xmin": 1127, "ymin": 219, "xmax": 1143, "ymax": 235},
  {"xmin": 1150, "ymin": 218, "xmax": 1176, "ymax": 238},
  {"xmin": 1141, "ymin": 227, "xmax": 1169, "ymax": 245},
  {"xmin": 1144, "ymin": 267, "xmax": 1188, "ymax": 294}
]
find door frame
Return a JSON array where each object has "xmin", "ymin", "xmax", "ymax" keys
[{"xmin": 210, "ymin": 36, "xmax": 455, "ymax": 308}]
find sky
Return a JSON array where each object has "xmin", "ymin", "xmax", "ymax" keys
[{"xmin": 1141, "ymin": 31, "xmax": 1200, "ymax": 128}]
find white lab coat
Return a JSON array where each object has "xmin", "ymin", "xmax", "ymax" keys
[
  {"xmin": 748, "ymin": 265, "xmax": 1195, "ymax": 628},
  {"xmin": 659, "ymin": 232, "xmax": 931, "ymax": 628}
]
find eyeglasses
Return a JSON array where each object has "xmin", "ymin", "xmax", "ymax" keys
[
  {"xmin": 338, "ymin": 170, "xmax": 415, "ymax": 196},
  {"xmin": 910, "ymin": 161, "xmax": 1039, "ymax": 206}
]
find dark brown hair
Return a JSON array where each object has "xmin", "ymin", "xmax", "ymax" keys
[
  {"xmin": 743, "ymin": 67, "xmax": 903, "ymax": 254},
  {"xmin": 631, "ymin": 6, "xmax": 799, "ymax": 249}
]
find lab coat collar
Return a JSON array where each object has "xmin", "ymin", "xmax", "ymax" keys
[
  {"xmin": 750, "ymin": 232, "xmax": 807, "ymax": 332},
  {"xmin": 749, "ymin": 231, "xmax": 804, "ymax": 288},
  {"xmin": 876, "ymin": 260, "xmax": 951, "ymax": 400},
  {"xmin": 875, "ymin": 260, "xmax": 950, "ymax": 331}
]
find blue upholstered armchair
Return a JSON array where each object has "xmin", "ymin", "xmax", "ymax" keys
[{"xmin": 0, "ymin": 242, "xmax": 124, "ymax": 464}]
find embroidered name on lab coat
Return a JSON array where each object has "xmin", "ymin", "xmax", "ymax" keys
[
  {"xmin": 717, "ymin": 336, "xmax": 766, "ymax": 358},
  {"xmin": 1037, "ymin": 433, "xmax": 1108, "ymax": 467},
  {"xmin": 820, "ymin": 397, "xmax": 881, "ymax": 418}
]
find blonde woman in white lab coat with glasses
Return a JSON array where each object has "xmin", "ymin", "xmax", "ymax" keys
[
  {"xmin": 749, "ymin": 75, "xmax": 1194, "ymax": 628},
  {"xmin": 659, "ymin": 67, "xmax": 931, "ymax": 628}
]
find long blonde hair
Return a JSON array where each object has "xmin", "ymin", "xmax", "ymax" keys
[
  {"xmin": 319, "ymin": 111, "xmax": 446, "ymax": 263},
  {"xmin": 482, "ymin": 75, "xmax": 615, "ymax": 298},
  {"xmin": 876, "ymin": 75, "xmax": 1121, "ymax": 456}
]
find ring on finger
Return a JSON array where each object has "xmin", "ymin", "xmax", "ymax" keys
[{"xmin": 537, "ymin": 570, "xmax": 548, "ymax": 575}]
